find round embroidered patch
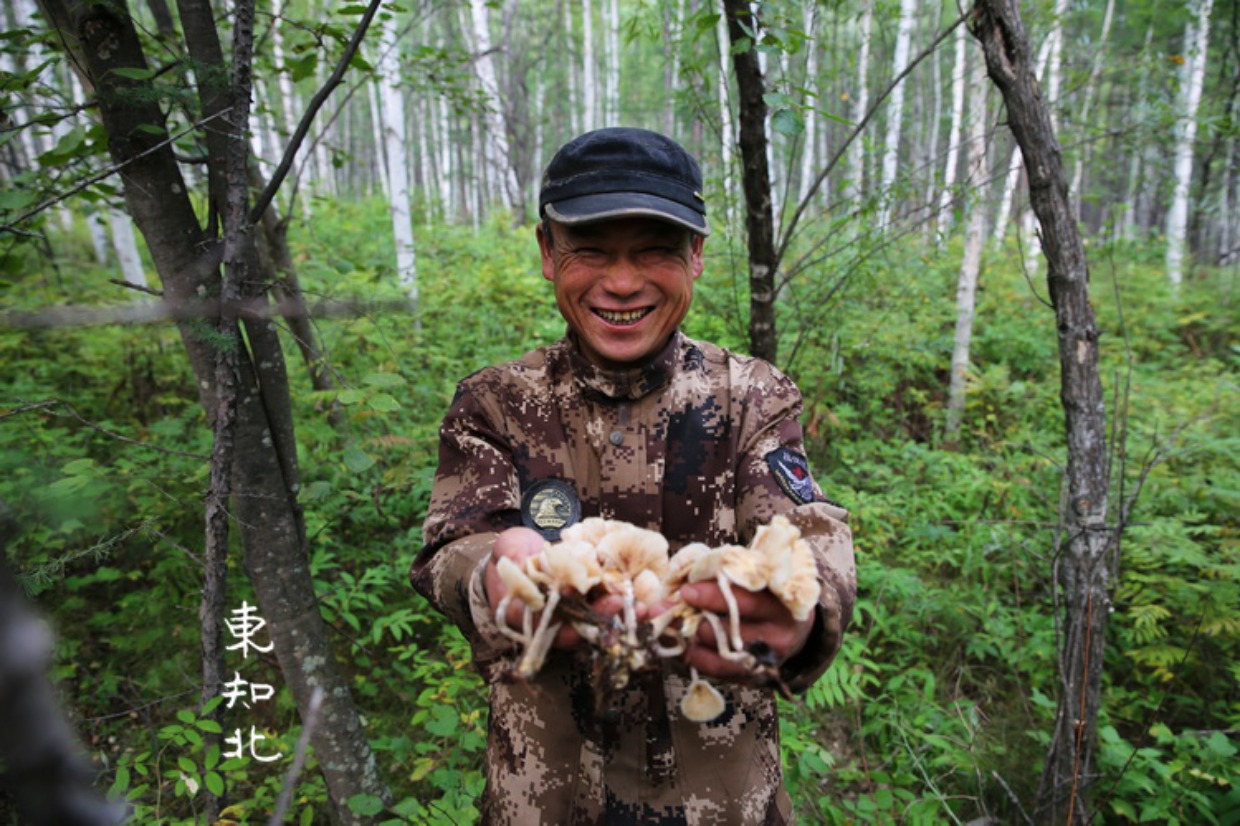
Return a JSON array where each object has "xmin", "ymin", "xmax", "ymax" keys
[{"xmin": 520, "ymin": 479, "xmax": 582, "ymax": 540}]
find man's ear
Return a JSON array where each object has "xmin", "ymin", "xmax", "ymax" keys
[
  {"xmin": 689, "ymin": 234, "xmax": 706, "ymax": 281},
  {"xmin": 537, "ymin": 223, "xmax": 556, "ymax": 282}
]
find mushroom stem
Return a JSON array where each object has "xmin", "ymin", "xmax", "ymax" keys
[
  {"xmin": 715, "ymin": 575, "xmax": 746, "ymax": 653},
  {"xmin": 518, "ymin": 590, "xmax": 562, "ymax": 678}
]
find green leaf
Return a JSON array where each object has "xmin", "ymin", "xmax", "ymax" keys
[
  {"xmin": 177, "ymin": 755, "xmax": 197, "ymax": 774},
  {"xmin": 337, "ymin": 388, "xmax": 367, "ymax": 405},
  {"xmin": 287, "ymin": 53, "xmax": 318, "ymax": 83},
  {"xmin": 772, "ymin": 108, "xmax": 805, "ymax": 137},
  {"xmin": 343, "ymin": 445, "xmax": 376, "ymax": 473},
  {"xmin": 176, "ymin": 709, "xmax": 196, "ymax": 725},
  {"xmin": 196, "ymin": 718, "xmax": 223, "ymax": 734},
  {"xmin": 363, "ymin": 371, "xmax": 406, "ymax": 387},
  {"xmin": 366, "ymin": 393, "xmax": 401, "ymax": 412},
  {"xmin": 348, "ymin": 793, "xmax": 385, "ymax": 816},
  {"xmin": 205, "ymin": 771, "xmax": 225, "ymax": 796}
]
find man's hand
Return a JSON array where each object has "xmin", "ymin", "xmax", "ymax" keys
[
  {"xmin": 677, "ymin": 581, "xmax": 814, "ymax": 681},
  {"xmin": 484, "ymin": 527, "xmax": 622, "ymax": 650}
]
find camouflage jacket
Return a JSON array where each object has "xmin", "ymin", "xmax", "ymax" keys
[{"xmin": 412, "ymin": 331, "xmax": 856, "ymax": 825}]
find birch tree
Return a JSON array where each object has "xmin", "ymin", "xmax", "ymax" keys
[
  {"xmin": 1165, "ymin": 0, "xmax": 1215, "ymax": 288},
  {"xmin": 936, "ymin": 21, "xmax": 968, "ymax": 238},
  {"xmin": 846, "ymin": 0, "xmax": 873, "ymax": 204},
  {"xmin": 376, "ymin": 8, "xmax": 418, "ymax": 302},
  {"xmin": 877, "ymin": 0, "xmax": 918, "ymax": 230},
  {"xmin": 944, "ymin": 50, "xmax": 988, "ymax": 441}
]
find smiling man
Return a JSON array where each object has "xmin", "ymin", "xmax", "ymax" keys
[{"xmin": 411, "ymin": 128, "xmax": 856, "ymax": 825}]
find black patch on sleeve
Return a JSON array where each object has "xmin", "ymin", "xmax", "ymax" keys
[{"xmin": 766, "ymin": 447, "xmax": 816, "ymax": 505}]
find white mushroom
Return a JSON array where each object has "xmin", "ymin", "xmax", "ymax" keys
[
  {"xmin": 680, "ymin": 668, "xmax": 727, "ymax": 722},
  {"xmin": 767, "ymin": 538, "xmax": 821, "ymax": 622}
]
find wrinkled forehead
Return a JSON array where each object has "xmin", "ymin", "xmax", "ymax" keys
[{"xmin": 552, "ymin": 217, "xmax": 694, "ymax": 245}]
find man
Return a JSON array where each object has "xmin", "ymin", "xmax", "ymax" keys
[{"xmin": 411, "ymin": 128, "xmax": 855, "ymax": 824}]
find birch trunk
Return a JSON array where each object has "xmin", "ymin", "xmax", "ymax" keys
[
  {"xmin": 944, "ymin": 56, "xmax": 988, "ymax": 441},
  {"xmin": 846, "ymin": 0, "xmax": 873, "ymax": 204},
  {"xmin": 604, "ymin": 0, "xmax": 620, "ymax": 124},
  {"xmin": 971, "ymin": 2, "xmax": 1111, "ymax": 820},
  {"xmin": 796, "ymin": 2, "xmax": 818, "ymax": 206},
  {"xmin": 1069, "ymin": 0, "xmax": 1115, "ymax": 222},
  {"xmin": 936, "ymin": 21, "xmax": 968, "ymax": 238},
  {"xmin": 877, "ymin": 0, "xmax": 917, "ymax": 230},
  {"xmin": 109, "ymin": 208, "xmax": 148, "ymax": 289},
  {"xmin": 717, "ymin": 3, "xmax": 736, "ymax": 228},
  {"xmin": 376, "ymin": 10, "xmax": 418, "ymax": 303},
  {"xmin": 1165, "ymin": 0, "xmax": 1215, "ymax": 288},
  {"xmin": 582, "ymin": 0, "xmax": 598, "ymax": 132}
]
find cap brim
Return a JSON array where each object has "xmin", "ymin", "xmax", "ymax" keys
[{"xmin": 544, "ymin": 192, "xmax": 710, "ymax": 237}]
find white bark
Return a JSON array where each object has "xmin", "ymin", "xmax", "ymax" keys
[
  {"xmin": 716, "ymin": 3, "xmax": 735, "ymax": 227},
  {"xmin": 936, "ymin": 21, "xmax": 968, "ymax": 237},
  {"xmin": 564, "ymin": 0, "xmax": 581, "ymax": 137},
  {"xmin": 582, "ymin": 0, "xmax": 598, "ymax": 132},
  {"xmin": 945, "ymin": 56, "xmax": 989, "ymax": 441},
  {"xmin": 109, "ymin": 208, "xmax": 148, "ymax": 290},
  {"xmin": 86, "ymin": 210, "xmax": 109, "ymax": 264},
  {"xmin": 846, "ymin": 0, "xmax": 873, "ymax": 204},
  {"xmin": 1069, "ymin": 0, "xmax": 1115, "ymax": 221},
  {"xmin": 1166, "ymin": 0, "xmax": 1215, "ymax": 288},
  {"xmin": 796, "ymin": 2, "xmax": 818, "ymax": 206},
  {"xmin": 605, "ymin": 0, "xmax": 621, "ymax": 124},
  {"xmin": 877, "ymin": 0, "xmax": 917, "ymax": 231},
  {"xmin": 376, "ymin": 11, "xmax": 418, "ymax": 302},
  {"xmin": 467, "ymin": 0, "xmax": 517, "ymax": 210},
  {"xmin": 437, "ymin": 92, "xmax": 456, "ymax": 221}
]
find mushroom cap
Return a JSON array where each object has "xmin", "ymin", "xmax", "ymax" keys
[
  {"xmin": 560, "ymin": 516, "xmax": 616, "ymax": 546},
  {"xmin": 749, "ymin": 514, "xmax": 802, "ymax": 559},
  {"xmin": 597, "ymin": 523, "xmax": 670, "ymax": 579},
  {"xmin": 681, "ymin": 676, "xmax": 727, "ymax": 722},
  {"xmin": 536, "ymin": 539, "xmax": 603, "ymax": 595},
  {"xmin": 664, "ymin": 542, "xmax": 713, "ymax": 590},
  {"xmin": 632, "ymin": 568, "xmax": 666, "ymax": 608},
  {"xmin": 685, "ymin": 545, "xmax": 727, "ymax": 583},
  {"xmin": 496, "ymin": 555, "xmax": 546, "ymax": 611},
  {"xmin": 720, "ymin": 545, "xmax": 768, "ymax": 591},
  {"xmin": 768, "ymin": 538, "xmax": 820, "ymax": 621}
]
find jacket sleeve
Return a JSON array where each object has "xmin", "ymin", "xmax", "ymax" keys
[
  {"xmin": 733, "ymin": 363, "xmax": 856, "ymax": 694},
  {"xmin": 410, "ymin": 378, "xmax": 524, "ymax": 669}
]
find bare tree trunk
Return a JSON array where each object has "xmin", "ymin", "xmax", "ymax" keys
[
  {"xmin": 723, "ymin": 0, "xmax": 778, "ymax": 363},
  {"xmin": 846, "ymin": 0, "xmax": 873, "ymax": 204},
  {"xmin": 376, "ymin": 9, "xmax": 419, "ymax": 304},
  {"xmin": 715, "ymin": 4, "xmax": 736, "ymax": 227},
  {"xmin": 35, "ymin": 1, "xmax": 390, "ymax": 820},
  {"xmin": 944, "ymin": 54, "xmax": 988, "ymax": 442},
  {"xmin": 971, "ymin": 2, "xmax": 1111, "ymax": 822},
  {"xmin": 936, "ymin": 21, "xmax": 968, "ymax": 238},
  {"xmin": 1166, "ymin": 0, "xmax": 1215, "ymax": 288},
  {"xmin": 877, "ymin": 0, "xmax": 918, "ymax": 230}
]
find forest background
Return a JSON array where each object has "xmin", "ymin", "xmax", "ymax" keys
[{"xmin": 0, "ymin": 0, "xmax": 1236, "ymax": 823}]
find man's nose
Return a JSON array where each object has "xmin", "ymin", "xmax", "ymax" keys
[{"xmin": 602, "ymin": 256, "xmax": 642, "ymax": 294}]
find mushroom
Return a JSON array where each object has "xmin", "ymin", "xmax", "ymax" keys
[
  {"xmin": 680, "ymin": 668, "xmax": 727, "ymax": 722},
  {"xmin": 766, "ymin": 538, "xmax": 820, "ymax": 622},
  {"xmin": 495, "ymin": 554, "xmax": 545, "ymax": 648}
]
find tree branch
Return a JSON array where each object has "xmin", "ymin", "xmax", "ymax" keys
[{"xmin": 248, "ymin": 0, "xmax": 384, "ymax": 223}]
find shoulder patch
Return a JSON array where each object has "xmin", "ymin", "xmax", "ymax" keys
[
  {"xmin": 766, "ymin": 447, "xmax": 816, "ymax": 505},
  {"xmin": 520, "ymin": 479, "xmax": 581, "ymax": 540}
]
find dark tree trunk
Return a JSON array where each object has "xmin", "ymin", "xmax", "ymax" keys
[
  {"xmin": 35, "ymin": 1, "xmax": 389, "ymax": 820},
  {"xmin": 722, "ymin": 0, "xmax": 778, "ymax": 363},
  {"xmin": 969, "ymin": 2, "xmax": 1111, "ymax": 822}
]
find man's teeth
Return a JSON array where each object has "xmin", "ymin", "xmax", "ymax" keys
[{"xmin": 597, "ymin": 309, "xmax": 647, "ymax": 324}]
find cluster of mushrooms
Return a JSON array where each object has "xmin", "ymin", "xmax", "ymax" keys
[{"xmin": 494, "ymin": 515, "xmax": 820, "ymax": 723}]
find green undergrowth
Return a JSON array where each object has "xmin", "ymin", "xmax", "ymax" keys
[{"xmin": 0, "ymin": 200, "xmax": 1235, "ymax": 823}]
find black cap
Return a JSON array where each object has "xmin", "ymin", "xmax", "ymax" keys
[{"xmin": 538, "ymin": 128, "xmax": 710, "ymax": 236}]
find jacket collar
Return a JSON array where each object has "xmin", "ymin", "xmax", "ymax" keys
[{"xmin": 563, "ymin": 331, "xmax": 681, "ymax": 401}]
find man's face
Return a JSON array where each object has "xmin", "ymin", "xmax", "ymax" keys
[{"xmin": 538, "ymin": 217, "xmax": 705, "ymax": 369}]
